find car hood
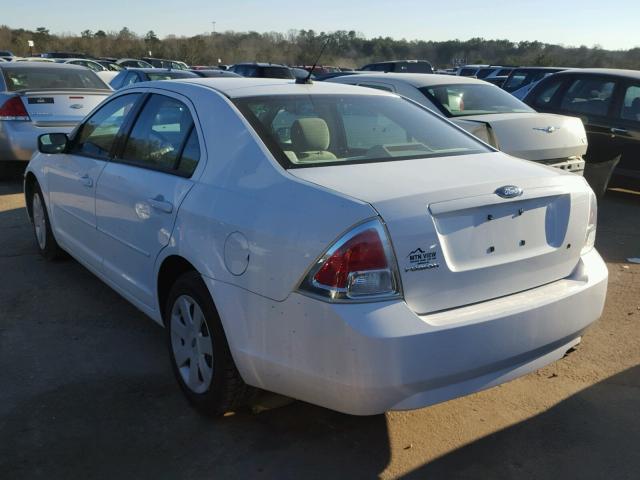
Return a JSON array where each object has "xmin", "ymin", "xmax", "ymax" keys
[{"xmin": 452, "ymin": 112, "xmax": 588, "ymax": 162}]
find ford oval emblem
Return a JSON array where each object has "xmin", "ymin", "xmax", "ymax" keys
[
  {"xmin": 495, "ymin": 185, "xmax": 523, "ymax": 198},
  {"xmin": 69, "ymin": 104, "xmax": 83, "ymax": 110}
]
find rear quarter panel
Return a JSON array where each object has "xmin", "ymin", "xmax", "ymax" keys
[{"xmin": 157, "ymin": 84, "xmax": 376, "ymax": 302}]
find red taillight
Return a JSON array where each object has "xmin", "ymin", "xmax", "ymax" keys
[
  {"xmin": 300, "ymin": 219, "xmax": 401, "ymax": 301},
  {"xmin": 314, "ymin": 229, "xmax": 387, "ymax": 289},
  {"xmin": 0, "ymin": 96, "xmax": 30, "ymax": 121}
]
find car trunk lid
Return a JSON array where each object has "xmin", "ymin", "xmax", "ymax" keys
[
  {"xmin": 290, "ymin": 152, "xmax": 591, "ymax": 314},
  {"xmin": 18, "ymin": 90, "xmax": 110, "ymax": 127},
  {"xmin": 452, "ymin": 112, "xmax": 588, "ymax": 162}
]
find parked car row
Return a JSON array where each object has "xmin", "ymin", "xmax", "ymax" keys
[{"xmin": 1, "ymin": 53, "xmax": 638, "ymax": 194}]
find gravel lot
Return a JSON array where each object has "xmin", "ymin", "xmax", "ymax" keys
[{"xmin": 0, "ymin": 177, "xmax": 639, "ymax": 479}]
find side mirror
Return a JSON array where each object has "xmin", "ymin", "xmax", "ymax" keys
[{"xmin": 38, "ymin": 133, "xmax": 68, "ymax": 154}]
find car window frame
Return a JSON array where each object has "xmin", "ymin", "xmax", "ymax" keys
[
  {"xmin": 111, "ymin": 90, "xmax": 205, "ymax": 179},
  {"xmin": 67, "ymin": 92, "xmax": 145, "ymax": 161},
  {"xmin": 550, "ymin": 73, "xmax": 620, "ymax": 120},
  {"xmin": 526, "ymin": 74, "xmax": 570, "ymax": 110},
  {"xmin": 611, "ymin": 79, "xmax": 640, "ymax": 126}
]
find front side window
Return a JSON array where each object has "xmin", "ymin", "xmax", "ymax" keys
[
  {"xmin": 121, "ymin": 94, "xmax": 199, "ymax": 174},
  {"xmin": 72, "ymin": 94, "xmax": 141, "ymax": 159},
  {"xmin": 234, "ymin": 94, "xmax": 489, "ymax": 167},
  {"xmin": 560, "ymin": 77, "xmax": 616, "ymax": 116},
  {"xmin": 420, "ymin": 84, "xmax": 533, "ymax": 117},
  {"xmin": 619, "ymin": 84, "xmax": 640, "ymax": 122}
]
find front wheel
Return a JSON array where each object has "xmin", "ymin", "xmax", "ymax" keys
[
  {"xmin": 165, "ymin": 272, "xmax": 254, "ymax": 415},
  {"xmin": 31, "ymin": 187, "xmax": 64, "ymax": 260}
]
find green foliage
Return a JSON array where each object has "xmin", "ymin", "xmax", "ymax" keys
[{"xmin": 1, "ymin": 24, "xmax": 639, "ymax": 69}]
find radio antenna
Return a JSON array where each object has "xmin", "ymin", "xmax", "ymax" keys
[{"xmin": 297, "ymin": 36, "xmax": 331, "ymax": 84}]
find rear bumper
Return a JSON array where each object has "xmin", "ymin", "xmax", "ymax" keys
[
  {"xmin": 0, "ymin": 121, "xmax": 74, "ymax": 162},
  {"xmin": 207, "ymin": 249, "xmax": 608, "ymax": 415},
  {"xmin": 547, "ymin": 156, "xmax": 585, "ymax": 175}
]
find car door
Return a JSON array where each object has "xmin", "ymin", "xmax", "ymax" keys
[
  {"xmin": 95, "ymin": 91, "xmax": 203, "ymax": 308},
  {"xmin": 47, "ymin": 93, "xmax": 142, "ymax": 271},
  {"xmin": 608, "ymin": 81, "xmax": 640, "ymax": 188},
  {"xmin": 554, "ymin": 75, "xmax": 621, "ymax": 164}
]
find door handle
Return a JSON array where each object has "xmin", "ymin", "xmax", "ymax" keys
[
  {"xmin": 611, "ymin": 127, "xmax": 629, "ymax": 135},
  {"xmin": 79, "ymin": 174, "xmax": 93, "ymax": 187},
  {"xmin": 147, "ymin": 197, "xmax": 173, "ymax": 213}
]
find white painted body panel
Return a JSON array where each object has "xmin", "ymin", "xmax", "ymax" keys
[{"xmin": 25, "ymin": 78, "xmax": 608, "ymax": 415}]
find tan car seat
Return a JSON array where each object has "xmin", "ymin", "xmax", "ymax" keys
[{"xmin": 290, "ymin": 118, "xmax": 337, "ymax": 162}]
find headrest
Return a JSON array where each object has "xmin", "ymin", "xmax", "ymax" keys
[{"xmin": 291, "ymin": 118, "xmax": 330, "ymax": 151}]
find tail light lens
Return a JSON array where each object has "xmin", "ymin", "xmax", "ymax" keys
[
  {"xmin": 581, "ymin": 189, "xmax": 598, "ymax": 255},
  {"xmin": 0, "ymin": 96, "xmax": 30, "ymax": 121},
  {"xmin": 298, "ymin": 219, "xmax": 402, "ymax": 301}
]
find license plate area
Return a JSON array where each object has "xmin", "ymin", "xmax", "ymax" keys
[{"xmin": 432, "ymin": 194, "xmax": 571, "ymax": 272}]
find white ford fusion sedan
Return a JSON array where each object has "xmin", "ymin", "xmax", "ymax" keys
[{"xmin": 24, "ymin": 78, "xmax": 608, "ymax": 416}]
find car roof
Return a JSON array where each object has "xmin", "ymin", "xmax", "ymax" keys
[
  {"xmin": 122, "ymin": 68, "xmax": 191, "ymax": 73},
  {"xmin": 233, "ymin": 62, "xmax": 289, "ymax": 68},
  {"xmin": 331, "ymin": 72, "xmax": 489, "ymax": 88},
  {"xmin": 144, "ymin": 77, "xmax": 396, "ymax": 98},
  {"xmin": 0, "ymin": 62, "xmax": 90, "ymax": 70},
  {"xmin": 365, "ymin": 59, "xmax": 431, "ymax": 64},
  {"xmin": 555, "ymin": 68, "xmax": 640, "ymax": 79},
  {"xmin": 512, "ymin": 66, "xmax": 567, "ymax": 71}
]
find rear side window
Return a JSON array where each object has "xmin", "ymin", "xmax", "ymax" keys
[
  {"xmin": 619, "ymin": 84, "xmax": 640, "ymax": 121},
  {"xmin": 559, "ymin": 77, "xmax": 615, "ymax": 116},
  {"xmin": 2, "ymin": 67, "xmax": 108, "ymax": 91},
  {"xmin": 72, "ymin": 94, "xmax": 141, "ymax": 159},
  {"xmin": 147, "ymin": 71, "xmax": 196, "ymax": 81},
  {"xmin": 530, "ymin": 77, "xmax": 564, "ymax": 108},
  {"xmin": 121, "ymin": 94, "xmax": 200, "ymax": 175}
]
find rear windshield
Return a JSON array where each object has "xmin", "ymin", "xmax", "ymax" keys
[
  {"xmin": 233, "ymin": 94, "xmax": 489, "ymax": 168},
  {"xmin": 2, "ymin": 67, "xmax": 108, "ymax": 91},
  {"xmin": 146, "ymin": 71, "xmax": 196, "ymax": 81},
  {"xmin": 420, "ymin": 84, "xmax": 533, "ymax": 117}
]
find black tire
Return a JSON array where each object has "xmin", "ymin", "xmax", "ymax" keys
[
  {"xmin": 30, "ymin": 185, "xmax": 64, "ymax": 260},
  {"xmin": 165, "ymin": 271, "xmax": 254, "ymax": 416}
]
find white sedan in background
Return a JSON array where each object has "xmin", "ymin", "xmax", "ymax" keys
[
  {"xmin": 25, "ymin": 78, "xmax": 607, "ymax": 416},
  {"xmin": 328, "ymin": 73, "xmax": 587, "ymax": 174}
]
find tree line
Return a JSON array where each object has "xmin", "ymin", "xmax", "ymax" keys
[{"xmin": 2, "ymin": 25, "xmax": 640, "ymax": 69}]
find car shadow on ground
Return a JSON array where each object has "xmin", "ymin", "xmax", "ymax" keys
[
  {"xmin": 596, "ymin": 189, "xmax": 640, "ymax": 264},
  {"xmin": 0, "ymin": 179, "xmax": 391, "ymax": 479},
  {"xmin": 401, "ymin": 364, "xmax": 640, "ymax": 479}
]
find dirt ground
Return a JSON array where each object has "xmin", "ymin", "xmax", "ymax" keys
[{"xmin": 0, "ymin": 177, "xmax": 638, "ymax": 480}]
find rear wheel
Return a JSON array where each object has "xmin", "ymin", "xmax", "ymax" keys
[
  {"xmin": 31, "ymin": 186, "xmax": 64, "ymax": 260},
  {"xmin": 165, "ymin": 271, "xmax": 254, "ymax": 415}
]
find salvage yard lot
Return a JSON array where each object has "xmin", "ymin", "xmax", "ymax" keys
[{"xmin": 0, "ymin": 178, "xmax": 639, "ymax": 479}]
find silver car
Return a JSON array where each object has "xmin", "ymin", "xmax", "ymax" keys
[{"xmin": 0, "ymin": 62, "xmax": 112, "ymax": 175}]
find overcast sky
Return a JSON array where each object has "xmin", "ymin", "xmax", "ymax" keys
[{"xmin": 3, "ymin": 0, "xmax": 639, "ymax": 50}]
